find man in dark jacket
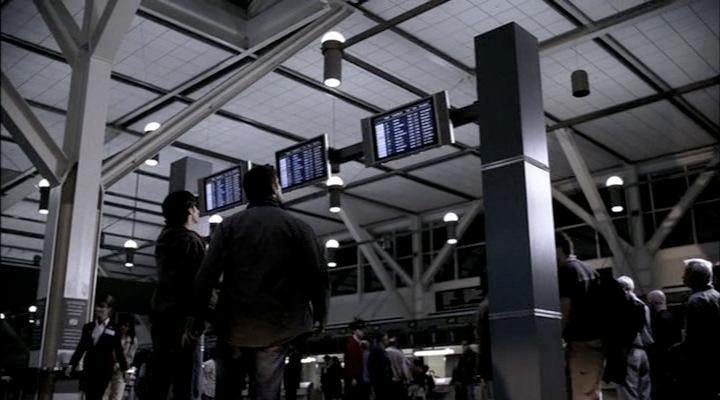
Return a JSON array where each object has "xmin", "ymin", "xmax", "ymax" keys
[
  {"xmin": 151, "ymin": 190, "xmax": 206, "ymax": 400},
  {"xmin": 66, "ymin": 295, "xmax": 128, "ymax": 400},
  {"xmin": 556, "ymin": 234, "xmax": 604, "ymax": 400},
  {"xmin": 192, "ymin": 165, "xmax": 328, "ymax": 400},
  {"xmin": 680, "ymin": 258, "xmax": 720, "ymax": 399}
]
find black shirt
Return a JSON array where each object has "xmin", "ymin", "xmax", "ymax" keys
[
  {"xmin": 558, "ymin": 258, "xmax": 601, "ymax": 341},
  {"xmin": 152, "ymin": 226, "xmax": 206, "ymax": 317}
]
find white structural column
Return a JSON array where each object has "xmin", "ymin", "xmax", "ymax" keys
[
  {"xmin": 555, "ymin": 128, "xmax": 632, "ymax": 276},
  {"xmin": 101, "ymin": 3, "xmax": 353, "ymax": 187},
  {"xmin": 625, "ymin": 167, "xmax": 654, "ymax": 290},
  {"xmin": 1, "ymin": 72, "xmax": 69, "ymax": 186},
  {"xmin": 372, "ymin": 242, "xmax": 413, "ymax": 286},
  {"xmin": 421, "ymin": 201, "xmax": 483, "ymax": 287},
  {"xmin": 32, "ymin": 1, "xmax": 141, "ymax": 393},
  {"xmin": 551, "ymin": 188, "xmax": 600, "ymax": 231},
  {"xmin": 411, "ymin": 216, "xmax": 425, "ymax": 319},
  {"xmin": 646, "ymin": 151, "xmax": 719, "ymax": 254},
  {"xmin": 339, "ymin": 207, "xmax": 412, "ymax": 317},
  {"xmin": 1, "ymin": 169, "xmax": 40, "ymax": 212}
]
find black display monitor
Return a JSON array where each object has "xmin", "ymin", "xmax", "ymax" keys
[
  {"xmin": 276, "ymin": 134, "xmax": 330, "ymax": 192},
  {"xmin": 199, "ymin": 163, "xmax": 249, "ymax": 215},
  {"xmin": 362, "ymin": 91, "xmax": 454, "ymax": 166}
]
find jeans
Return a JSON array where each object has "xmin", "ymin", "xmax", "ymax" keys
[{"xmin": 216, "ymin": 343, "xmax": 287, "ymax": 400}]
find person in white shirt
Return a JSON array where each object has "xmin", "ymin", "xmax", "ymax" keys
[
  {"xmin": 202, "ymin": 349, "xmax": 217, "ymax": 400},
  {"xmin": 104, "ymin": 316, "xmax": 138, "ymax": 400},
  {"xmin": 385, "ymin": 337, "xmax": 412, "ymax": 398},
  {"xmin": 66, "ymin": 295, "xmax": 128, "ymax": 400}
]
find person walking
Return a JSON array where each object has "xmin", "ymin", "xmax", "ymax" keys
[
  {"xmin": 615, "ymin": 276, "xmax": 653, "ymax": 400},
  {"xmin": 66, "ymin": 295, "xmax": 128, "ymax": 400},
  {"xmin": 104, "ymin": 315, "xmax": 138, "ymax": 400}
]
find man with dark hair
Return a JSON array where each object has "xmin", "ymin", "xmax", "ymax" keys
[
  {"xmin": 192, "ymin": 165, "xmax": 328, "ymax": 400},
  {"xmin": 680, "ymin": 258, "xmax": 720, "ymax": 399},
  {"xmin": 151, "ymin": 190, "xmax": 205, "ymax": 400},
  {"xmin": 555, "ymin": 233, "xmax": 604, "ymax": 400},
  {"xmin": 66, "ymin": 295, "xmax": 128, "ymax": 400},
  {"xmin": 345, "ymin": 320, "xmax": 367, "ymax": 400}
]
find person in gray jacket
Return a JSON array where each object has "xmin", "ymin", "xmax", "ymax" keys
[{"xmin": 192, "ymin": 165, "xmax": 328, "ymax": 400}]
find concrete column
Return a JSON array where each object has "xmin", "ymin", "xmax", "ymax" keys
[
  {"xmin": 475, "ymin": 23, "xmax": 566, "ymax": 399},
  {"xmin": 626, "ymin": 167, "xmax": 653, "ymax": 291},
  {"xmin": 36, "ymin": 54, "xmax": 113, "ymax": 374},
  {"xmin": 169, "ymin": 156, "xmax": 213, "ymax": 194}
]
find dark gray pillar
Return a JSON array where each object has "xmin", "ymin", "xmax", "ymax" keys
[
  {"xmin": 169, "ymin": 157, "xmax": 212, "ymax": 194},
  {"xmin": 476, "ymin": 23, "xmax": 566, "ymax": 399}
]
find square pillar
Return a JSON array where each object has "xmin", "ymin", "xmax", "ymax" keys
[{"xmin": 475, "ymin": 23, "xmax": 566, "ymax": 400}]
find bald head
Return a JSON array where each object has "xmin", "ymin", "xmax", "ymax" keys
[
  {"xmin": 683, "ymin": 258, "xmax": 713, "ymax": 290},
  {"xmin": 647, "ymin": 290, "xmax": 667, "ymax": 311}
]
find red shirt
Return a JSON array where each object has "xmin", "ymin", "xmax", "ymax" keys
[{"xmin": 343, "ymin": 336, "xmax": 363, "ymax": 380}]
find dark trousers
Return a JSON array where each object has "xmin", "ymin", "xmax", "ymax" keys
[
  {"xmin": 344, "ymin": 380, "xmax": 369, "ymax": 400},
  {"xmin": 150, "ymin": 313, "xmax": 201, "ymax": 400},
  {"xmin": 81, "ymin": 372, "xmax": 112, "ymax": 400},
  {"xmin": 216, "ymin": 343, "xmax": 287, "ymax": 400}
]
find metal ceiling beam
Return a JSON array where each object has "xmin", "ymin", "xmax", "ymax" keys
[
  {"xmin": 343, "ymin": 0, "xmax": 451, "ymax": 48},
  {"xmin": 547, "ymin": 76, "xmax": 720, "ymax": 132},
  {"xmin": 538, "ymin": 0, "xmax": 688, "ymax": 53},
  {"xmin": 1, "ymin": 72, "xmax": 69, "ymax": 186},
  {"xmin": 348, "ymin": 2, "xmax": 475, "ymax": 75},
  {"xmin": 551, "ymin": 188, "xmax": 599, "ymax": 231},
  {"xmin": 102, "ymin": 5, "xmax": 354, "ymax": 187},
  {"xmin": 421, "ymin": 200, "xmax": 482, "ymax": 287},
  {"xmin": 543, "ymin": 0, "xmax": 719, "ymax": 141},
  {"xmin": 33, "ymin": 0, "xmax": 81, "ymax": 64},
  {"xmin": 339, "ymin": 206, "xmax": 412, "ymax": 317},
  {"xmin": 645, "ymin": 151, "xmax": 719, "ymax": 254},
  {"xmin": 555, "ymin": 129, "xmax": 633, "ymax": 277},
  {"xmin": 1, "ymin": 170, "xmax": 39, "ymax": 212}
]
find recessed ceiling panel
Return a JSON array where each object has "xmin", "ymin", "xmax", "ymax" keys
[
  {"xmin": 574, "ymin": 100, "xmax": 715, "ymax": 161},
  {"xmin": 409, "ymin": 154, "xmax": 483, "ymax": 198},
  {"xmin": 346, "ymin": 175, "xmax": 466, "ymax": 213},
  {"xmin": 682, "ymin": 85, "xmax": 719, "ymax": 124},
  {"xmin": 397, "ymin": 0, "xmax": 575, "ymax": 66},
  {"xmin": 540, "ymin": 41, "xmax": 655, "ymax": 120},
  {"xmin": 113, "ymin": 16, "xmax": 234, "ymax": 90},
  {"xmin": 608, "ymin": 1, "xmax": 719, "ymax": 88},
  {"xmin": 222, "ymin": 73, "xmax": 372, "ymax": 147}
]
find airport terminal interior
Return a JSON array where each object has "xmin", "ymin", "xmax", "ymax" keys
[{"xmin": 0, "ymin": 0, "xmax": 718, "ymax": 399}]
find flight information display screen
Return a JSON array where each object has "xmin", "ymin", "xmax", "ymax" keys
[
  {"xmin": 362, "ymin": 92, "xmax": 453, "ymax": 166},
  {"xmin": 201, "ymin": 165, "xmax": 246, "ymax": 214},
  {"xmin": 276, "ymin": 135, "xmax": 330, "ymax": 191}
]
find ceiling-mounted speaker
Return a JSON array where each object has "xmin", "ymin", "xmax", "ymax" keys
[{"xmin": 571, "ymin": 69, "xmax": 590, "ymax": 97}]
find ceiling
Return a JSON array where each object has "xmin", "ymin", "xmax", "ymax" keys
[{"xmin": 1, "ymin": 0, "xmax": 718, "ymax": 280}]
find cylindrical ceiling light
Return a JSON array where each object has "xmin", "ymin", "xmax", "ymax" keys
[
  {"xmin": 571, "ymin": 69, "xmax": 590, "ymax": 97},
  {"xmin": 123, "ymin": 239, "xmax": 138, "ymax": 268},
  {"xmin": 28, "ymin": 305, "xmax": 37, "ymax": 313},
  {"xmin": 144, "ymin": 154, "xmax": 159, "ymax": 167},
  {"xmin": 143, "ymin": 122, "xmax": 161, "ymax": 166},
  {"xmin": 38, "ymin": 178, "xmax": 50, "ymax": 215},
  {"xmin": 327, "ymin": 176, "xmax": 344, "ymax": 213},
  {"xmin": 605, "ymin": 176, "xmax": 625, "ymax": 213},
  {"xmin": 443, "ymin": 212, "xmax": 459, "ymax": 245},
  {"xmin": 325, "ymin": 239, "xmax": 340, "ymax": 268},
  {"xmin": 209, "ymin": 214, "xmax": 223, "ymax": 236},
  {"xmin": 321, "ymin": 31, "xmax": 345, "ymax": 88}
]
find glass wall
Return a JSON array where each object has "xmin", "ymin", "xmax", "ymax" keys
[{"xmin": 327, "ymin": 164, "xmax": 719, "ymax": 297}]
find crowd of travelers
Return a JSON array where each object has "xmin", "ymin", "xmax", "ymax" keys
[{"xmin": 52, "ymin": 165, "xmax": 718, "ymax": 400}]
